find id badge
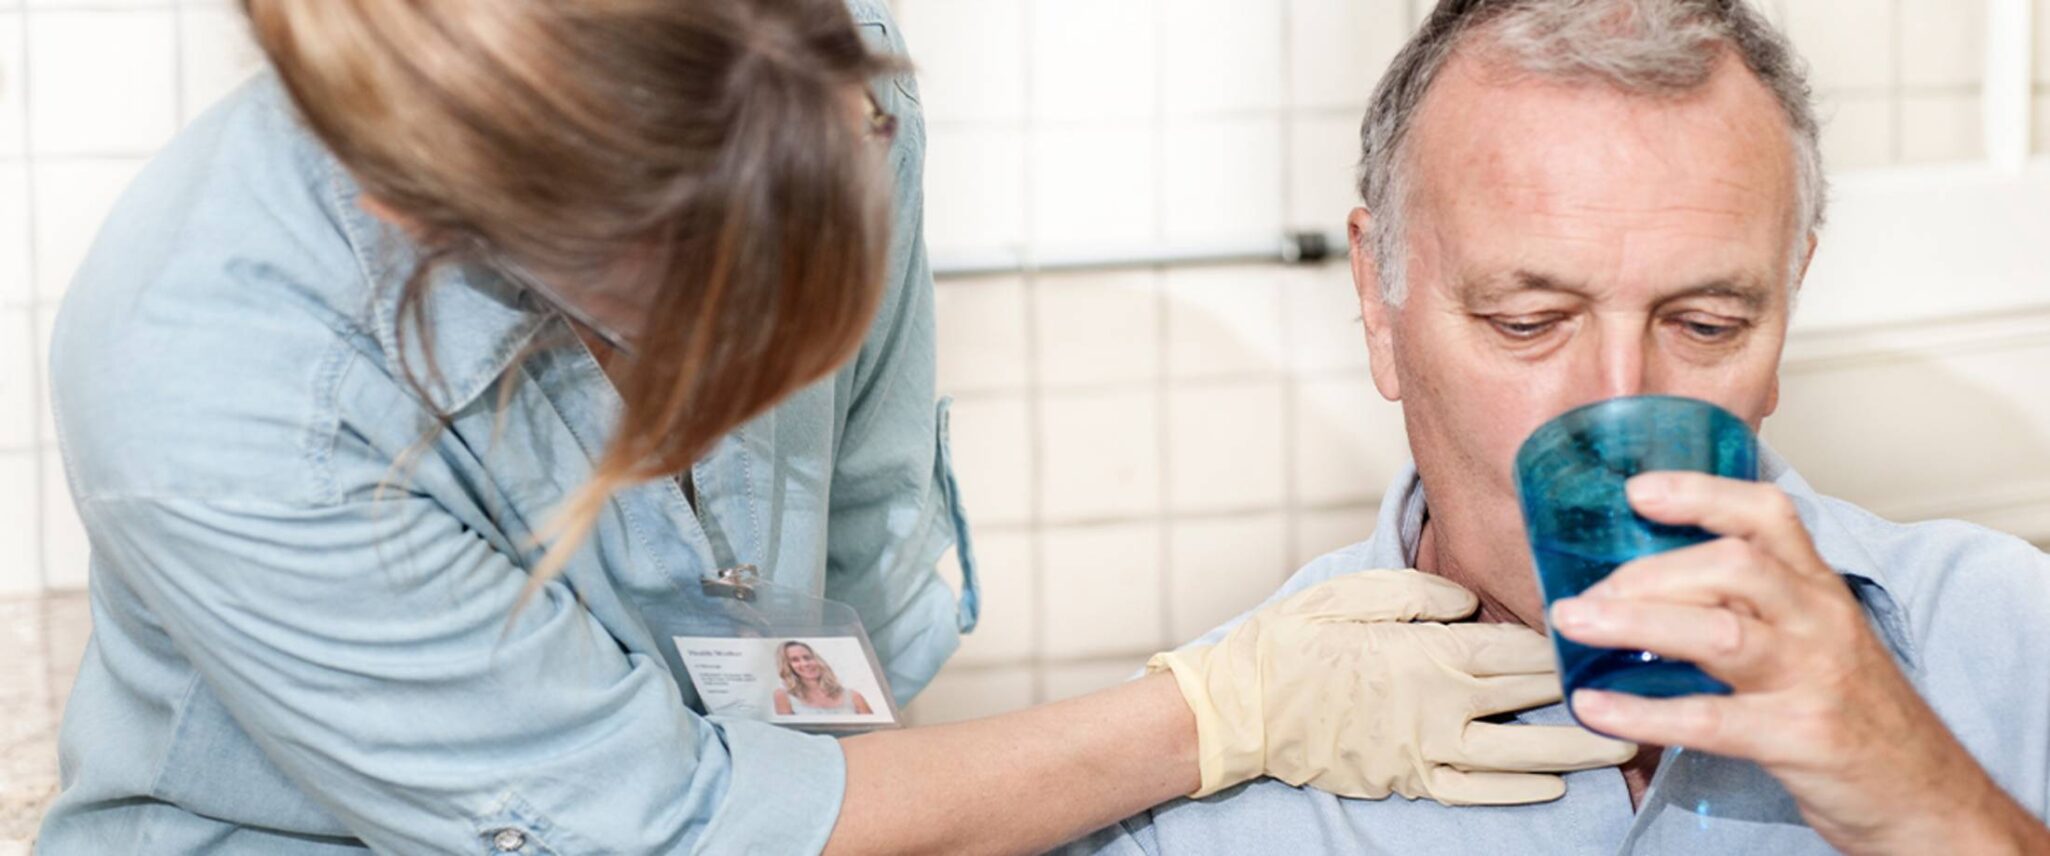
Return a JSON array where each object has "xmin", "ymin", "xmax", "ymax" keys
[{"xmin": 649, "ymin": 565, "xmax": 902, "ymax": 735}]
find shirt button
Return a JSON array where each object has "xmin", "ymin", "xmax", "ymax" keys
[{"xmin": 492, "ymin": 828, "xmax": 527, "ymax": 852}]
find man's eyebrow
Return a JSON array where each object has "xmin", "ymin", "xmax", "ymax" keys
[
  {"xmin": 1658, "ymin": 280, "xmax": 1771, "ymax": 311},
  {"xmin": 1459, "ymin": 270, "xmax": 1591, "ymax": 307},
  {"xmin": 1458, "ymin": 271, "xmax": 1773, "ymax": 311}
]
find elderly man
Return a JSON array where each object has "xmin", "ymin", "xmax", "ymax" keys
[{"xmin": 1070, "ymin": 1, "xmax": 2050, "ymax": 853}]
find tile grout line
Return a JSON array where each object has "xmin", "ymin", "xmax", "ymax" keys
[
  {"xmin": 17, "ymin": 0, "xmax": 61, "ymax": 770},
  {"xmin": 1150, "ymin": 0, "xmax": 1172, "ymax": 663},
  {"xmin": 20, "ymin": 0, "xmax": 43, "ymax": 597},
  {"xmin": 970, "ymin": 499, "xmax": 1377, "ymax": 534},
  {"xmin": 927, "ymin": 104, "xmax": 1362, "ymax": 134},
  {"xmin": 936, "ymin": 359, "xmax": 1370, "ymax": 397},
  {"xmin": 1279, "ymin": 0, "xmax": 1307, "ymax": 578},
  {"xmin": 1893, "ymin": 0, "xmax": 1906, "ymax": 164},
  {"xmin": 172, "ymin": 0, "xmax": 188, "ymax": 128},
  {"xmin": 1017, "ymin": 0, "xmax": 1047, "ymax": 711},
  {"xmin": 1154, "ymin": 273, "xmax": 1172, "ymax": 652}
]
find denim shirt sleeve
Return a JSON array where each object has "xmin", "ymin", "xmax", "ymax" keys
[
  {"xmin": 76, "ymin": 487, "xmax": 849, "ymax": 854},
  {"xmin": 822, "ymin": 0, "xmax": 980, "ymax": 704}
]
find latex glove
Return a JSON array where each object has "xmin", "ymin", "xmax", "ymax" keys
[{"xmin": 1150, "ymin": 568, "xmax": 1635, "ymax": 805}]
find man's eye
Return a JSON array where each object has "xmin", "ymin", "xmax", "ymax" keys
[
  {"xmin": 1489, "ymin": 317, "xmax": 1560, "ymax": 340},
  {"xmin": 1669, "ymin": 315, "xmax": 1747, "ymax": 342}
]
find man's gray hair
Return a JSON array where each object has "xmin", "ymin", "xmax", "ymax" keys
[{"xmin": 1357, "ymin": 0, "xmax": 1827, "ymax": 305}]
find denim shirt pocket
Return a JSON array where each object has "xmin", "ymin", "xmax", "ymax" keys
[
  {"xmin": 472, "ymin": 791, "xmax": 569, "ymax": 856},
  {"xmin": 934, "ymin": 396, "xmax": 982, "ymax": 633}
]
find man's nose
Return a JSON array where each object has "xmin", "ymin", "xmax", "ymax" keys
[{"xmin": 1594, "ymin": 331, "xmax": 1647, "ymax": 399}]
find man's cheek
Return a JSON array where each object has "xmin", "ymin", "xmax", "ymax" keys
[
  {"xmin": 1664, "ymin": 360, "xmax": 1780, "ymax": 425},
  {"xmin": 1436, "ymin": 377, "xmax": 1553, "ymax": 486}
]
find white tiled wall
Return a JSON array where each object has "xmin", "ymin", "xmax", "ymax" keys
[
  {"xmin": 0, "ymin": 2, "xmax": 2040, "ymax": 735},
  {"xmin": 899, "ymin": 0, "xmax": 2038, "ymax": 726},
  {"xmin": 0, "ymin": 0, "xmax": 264, "ymax": 596}
]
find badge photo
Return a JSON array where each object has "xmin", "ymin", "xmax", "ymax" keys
[{"xmin": 674, "ymin": 635, "xmax": 894, "ymax": 727}]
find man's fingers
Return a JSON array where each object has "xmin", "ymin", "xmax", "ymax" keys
[
  {"xmin": 1451, "ymin": 721, "xmax": 1639, "ymax": 774},
  {"xmin": 1550, "ymin": 598, "xmax": 1778, "ymax": 689},
  {"xmin": 1625, "ymin": 472, "xmax": 1827, "ymax": 575},
  {"xmin": 1569, "ymin": 689, "xmax": 1773, "ymax": 763},
  {"xmin": 1584, "ymin": 537, "xmax": 1797, "ymax": 621},
  {"xmin": 1446, "ymin": 621, "xmax": 1558, "ymax": 677},
  {"xmin": 1421, "ymin": 769, "xmax": 1568, "ymax": 806},
  {"xmin": 1275, "ymin": 568, "xmax": 1480, "ymax": 624}
]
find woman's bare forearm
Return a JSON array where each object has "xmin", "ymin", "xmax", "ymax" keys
[{"xmin": 823, "ymin": 672, "xmax": 1199, "ymax": 856}]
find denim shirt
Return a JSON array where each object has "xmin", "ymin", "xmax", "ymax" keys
[
  {"xmin": 35, "ymin": 3, "xmax": 978, "ymax": 853},
  {"xmin": 1070, "ymin": 449, "xmax": 2050, "ymax": 855}
]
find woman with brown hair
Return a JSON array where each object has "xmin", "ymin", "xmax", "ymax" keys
[{"xmin": 34, "ymin": 0, "xmax": 1631, "ymax": 853}]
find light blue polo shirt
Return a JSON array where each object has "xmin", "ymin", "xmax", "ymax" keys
[{"xmin": 1070, "ymin": 450, "xmax": 2050, "ymax": 854}]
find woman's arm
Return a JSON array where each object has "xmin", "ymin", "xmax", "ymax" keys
[
  {"xmin": 826, "ymin": 673, "xmax": 1196, "ymax": 856},
  {"xmin": 851, "ymin": 691, "xmax": 873, "ymax": 716},
  {"xmin": 774, "ymin": 689, "xmax": 794, "ymax": 716},
  {"xmin": 824, "ymin": 568, "xmax": 1641, "ymax": 856}
]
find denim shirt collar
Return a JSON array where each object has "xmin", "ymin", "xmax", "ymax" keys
[
  {"xmin": 323, "ymin": 158, "xmax": 553, "ymax": 414},
  {"xmin": 1375, "ymin": 442, "xmax": 1919, "ymax": 673}
]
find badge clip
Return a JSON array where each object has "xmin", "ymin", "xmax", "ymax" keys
[{"xmin": 700, "ymin": 564, "xmax": 761, "ymax": 602}]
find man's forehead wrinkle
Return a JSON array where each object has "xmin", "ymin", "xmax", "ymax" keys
[
  {"xmin": 1463, "ymin": 192, "xmax": 1756, "ymax": 247},
  {"xmin": 1556, "ymin": 197, "xmax": 1749, "ymax": 219},
  {"xmin": 1452, "ymin": 144, "xmax": 1757, "ymax": 216},
  {"xmin": 1455, "ymin": 149, "xmax": 1766, "ymax": 236},
  {"xmin": 1426, "ymin": 72, "xmax": 1789, "ymax": 194}
]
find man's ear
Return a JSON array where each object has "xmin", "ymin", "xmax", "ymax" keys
[
  {"xmin": 1797, "ymin": 231, "xmax": 1819, "ymax": 285},
  {"xmin": 1348, "ymin": 207, "xmax": 1402, "ymax": 403}
]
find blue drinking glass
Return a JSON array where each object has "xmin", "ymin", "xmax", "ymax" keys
[{"xmin": 1515, "ymin": 395, "xmax": 1757, "ymax": 716}]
